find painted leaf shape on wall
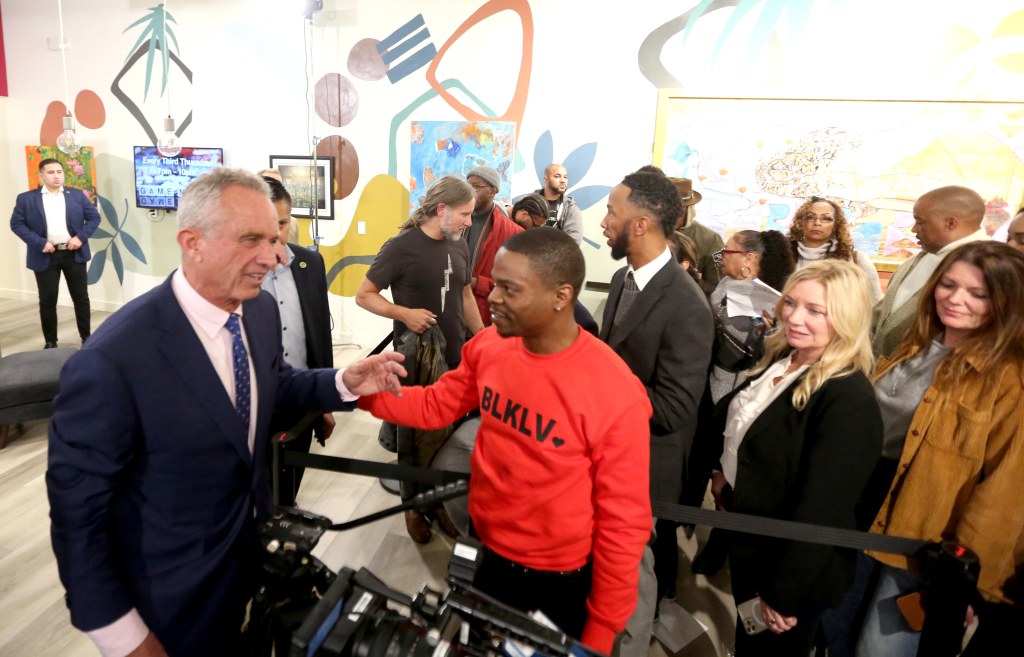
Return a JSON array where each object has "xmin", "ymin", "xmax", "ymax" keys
[
  {"xmin": 562, "ymin": 141, "xmax": 598, "ymax": 185},
  {"xmin": 111, "ymin": 243, "xmax": 125, "ymax": 284},
  {"xmin": 119, "ymin": 230, "xmax": 148, "ymax": 264},
  {"xmin": 533, "ymin": 130, "xmax": 554, "ymax": 184},
  {"xmin": 570, "ymin": 184, "xmax": 613, "ymax": 211},
  {"xmin": 87, "ymin": 249, "xmax": 107, "ymax": 285},
  {"xmin": 92, "ymin": 227, "xmax": 114, "ymax": 240},
  {"xmin": 98, "ymin": 195, "xmax": 118, "ymax": 227}
]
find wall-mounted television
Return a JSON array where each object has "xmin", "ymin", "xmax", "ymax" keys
[{"xmin": 133, "ymin": 146, "xmax": 224, "ymax": 210}]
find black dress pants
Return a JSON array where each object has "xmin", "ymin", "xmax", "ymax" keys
[{"xmin": 34, "ymin": 250, "xmax": 90, "ymax": 343}]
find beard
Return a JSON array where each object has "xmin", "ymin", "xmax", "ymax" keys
[
  {"xmin": 545, "ymin": 180, "xmax": 564, "ymax": 197},
  {"xmin": 609, "ymin": 227, "xmax": 630, "ymax": 261}
]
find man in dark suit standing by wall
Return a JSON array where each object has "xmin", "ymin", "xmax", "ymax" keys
[
  {"xmin": 599, "ymin": 167, "xmax": 714, "ymax": 656},
  {"xmin": 262, "ymin": 177, "xmax": 335, "ymax": 506},
  {"xmin": 9, "ymin": 158, "xmax": 101, "ymax": 348},
  {"xmin": 46, "ymin": 168, "xmax": 405, "ymax": 657}
]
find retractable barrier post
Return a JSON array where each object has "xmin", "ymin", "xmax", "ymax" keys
[{"xmin": 916, "ymin": 542, "xmax": 980, "ymax": 657}]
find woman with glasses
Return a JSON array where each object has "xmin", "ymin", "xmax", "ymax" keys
[
  {"xmin": 707, "ymin": 229, "xmax": 795, "ymax": 400},
  {"xmin": 686, "ymin": 230, "xmax": 795, "ymax": 577},
  {"xmin": 787, "ymin": 196, "xmax": 882, "ymax": 303}
]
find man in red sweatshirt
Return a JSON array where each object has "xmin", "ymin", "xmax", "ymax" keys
[{"xmin": 359, "ymin": 228, "xmax": 651, "ymax": 654}]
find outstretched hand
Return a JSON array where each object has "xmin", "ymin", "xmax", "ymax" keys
[{"xmin": 341, "ymin": 352, "xmax": 406, "ymax": 397}]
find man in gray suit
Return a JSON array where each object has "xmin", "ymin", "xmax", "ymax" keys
[
  {"xmin": 599, "ymin": 167, "xmax": 714, "ymax": 656},
  {"xmin": 871, "ymin": 186, "xmax": 988, "ymax": 356}
]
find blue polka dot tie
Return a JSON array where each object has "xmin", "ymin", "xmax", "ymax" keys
[{"xmin": 225, "ymin": 313, "xmax": 251, "ymax": 427}]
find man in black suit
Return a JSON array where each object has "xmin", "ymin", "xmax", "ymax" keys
[
  {"xmin": 9, "ymin": 158, "xmax": 101, "ymax": 348},
  {"xmin": 47, "ymin": 168, "xmax": 405, "ymax": 657},
  {"xmin": 599, "ymin": 167, "xmax": 714, "ymax": 656},
  {"xmin": 262, "ymin": 177, "xmax": 335, "ymax": 506}
]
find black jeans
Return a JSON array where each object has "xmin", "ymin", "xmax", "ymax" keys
[
  {"xmin": 34, "ymin": 250, "xmax": 90, "ymax": 342},
  {"xmin": 473, "ymin": 546, "xmax": 592, "ymax": 640}
]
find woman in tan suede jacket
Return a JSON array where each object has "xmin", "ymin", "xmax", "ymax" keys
[{"xmin": 856, "ymin": 241, "xmax": 1024, "ymax": 657}]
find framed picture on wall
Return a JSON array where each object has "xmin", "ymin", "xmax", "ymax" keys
[{"xmin": 268, "ymin": 155, "xmax": 335, "ymax": 219}]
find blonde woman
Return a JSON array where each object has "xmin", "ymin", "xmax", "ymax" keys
[{"xmin": 709, "ymin": 260, "xmax": 883, "ymax": 655}]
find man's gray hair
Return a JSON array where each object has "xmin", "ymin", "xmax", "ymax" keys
[{"xmin": 177, "ymin": 167, "xmax": 271, "ymax": 234}]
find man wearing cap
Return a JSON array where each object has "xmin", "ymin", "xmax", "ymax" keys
[
  {"xmin": 537, "ymin": 163, "xmax": 583, "ymax": 244},
  {"xmin": 465, "ymin": 166, "xmax": 523, "ymax": 326},
  {"xmin": 669, "ymin": 177, "xmax": 723, "ymax": 288}
]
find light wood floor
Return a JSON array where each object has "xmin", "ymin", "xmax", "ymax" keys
[{"xmin": 0, "ymin": 297, "xmax": 735, "ymax": 657}]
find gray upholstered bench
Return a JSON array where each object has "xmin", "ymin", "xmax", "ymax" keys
[{"xmin": 0, "ymin": 346, "xmax": 76, "ymax": 449}]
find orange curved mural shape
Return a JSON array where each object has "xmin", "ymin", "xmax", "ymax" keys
[
  {"xmin": 425, "ymin": 0, "xmax": 533, "ymax": 139},
  {"xmin": 40, "ymin": 101, "xmax": 69, "ymax": 146},
  {"xmin": 75, "ymin": 90, "xmax": 106, "ymax": 128}
]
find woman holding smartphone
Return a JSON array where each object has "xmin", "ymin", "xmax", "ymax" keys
[
  {"xmin": 710, "ymin": 260, "xmax": 883, "ymax": 655},
  {"xmin": 855, "ymin": 241, "xmax": 1024, "ymax": 656}
]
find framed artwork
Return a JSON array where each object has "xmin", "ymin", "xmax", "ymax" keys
[
  {"xmin": 25, "ymin": 146, "xmax": 98, "ymax": 205},
  {"xmin": 268, "ymin": 155, "xmax": 335, "ymax": 219},
  {"xmin": 409, "ymin": 120, "xmax": 515, "ymax": 212},
  {"xmin": 653, "ymin": 92, "xmax": 1024, "ymax": 271}
]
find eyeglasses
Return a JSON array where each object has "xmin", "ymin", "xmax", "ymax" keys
[
  {"xmin": 802, "ymin": 215, "xmax": 835, "ymax": 224},
  {"xmin": 712, "ymin": 248, "xmax": 746, "ymax": 265}
]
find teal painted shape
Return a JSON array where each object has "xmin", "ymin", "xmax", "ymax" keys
[
  {"xmin": 532, "ymin": 130, "xmax": 553, "ymax": 183},
  {"xmin": 562, "ymin": 141, "xmax": 598, "ymax": 184},
  {"xmin": 122, "ymin": 4, "xmax": 180, "ymax": 99}
]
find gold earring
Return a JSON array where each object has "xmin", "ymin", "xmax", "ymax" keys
[
  {"xmin": 740, "ymin": 265, "xmax": 752, "ymax": 279},
  {"xmin": 554, "ymin": 305, "xmax": 562, "ymax": 311}
]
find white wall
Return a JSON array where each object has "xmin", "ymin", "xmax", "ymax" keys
[{"xmin": 1, "ymin": 0, "xmax": 1020, "ymax": 344}]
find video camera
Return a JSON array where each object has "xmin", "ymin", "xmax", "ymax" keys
[{"xmin": 250, "ymin": 501, "xmax": 604, "ymax": 657}]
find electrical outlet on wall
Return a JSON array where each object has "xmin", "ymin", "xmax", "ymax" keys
[{"xmin": 357, "ymin": 221, "xmax": 366, "ymax": 235}]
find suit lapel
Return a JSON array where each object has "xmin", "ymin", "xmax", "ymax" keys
[
  {"xmin": 607, "ymin": 260, "xmax": 672, "ymax": 347},
  {"xmin": 879, "ymin": 253, "xmax": 921, "ymax": 319},
  {"xmin": 599, "ymin": 268, "xmax": 625, "ymax": 342},
  {"xmin": 155, "ymin": 280, "xmax": 253, "ymax": 464}
]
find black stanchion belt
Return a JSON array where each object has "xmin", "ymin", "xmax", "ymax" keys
[{"xmin": 283, "ymin": 449, "xmax": 927, "ymax": 557}]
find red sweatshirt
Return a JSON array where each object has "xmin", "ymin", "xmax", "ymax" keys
[{"xmin": 359, "ymin": 327, "xmax": 652, "ymax": 653}]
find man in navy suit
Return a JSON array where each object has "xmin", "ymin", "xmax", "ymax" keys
[
  {"xmin": 9, "ymin": 158, "xmax": 101, "ymax": 348},
  {"xmin": 46, "ymin": 168, "xmax": 406, "ymax": 657}
]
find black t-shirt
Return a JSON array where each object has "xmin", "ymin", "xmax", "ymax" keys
[{"xmin": 366, "ymin": 226, "xmax": 471, "ymax": 367}]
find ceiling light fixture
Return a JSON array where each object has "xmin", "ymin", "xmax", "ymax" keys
[
  {"xmin": 55, "ymin": 0, "xmax": 81, "ymax": 155},
  {"xmin": 156, "ymin": 1, "xmax": 181, "ymax": 157}
]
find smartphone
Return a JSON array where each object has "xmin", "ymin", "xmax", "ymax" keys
[{"xmin": 737, "ymin": 597, "xmax": 770, "ymax": 635}]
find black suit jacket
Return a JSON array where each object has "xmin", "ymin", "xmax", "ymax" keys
[
  {"xmin": 288, "ymin": 243, "xmax": 333, "ymax": 368},
  {"xmin": 720, "ymin": 370, "xmax": 883, "ymax": 616},
  {"xmin": 600, "ymin": 258, "xmax": 714, "ymax": 503}
]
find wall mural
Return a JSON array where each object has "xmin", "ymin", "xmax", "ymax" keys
[
  {"xmin": 315, "ymin": 0, "xmax": 541, "ymax": 296},
  {"xmin": 653, "ymin": 94, "xmax": 1024, "ymax": 267}
]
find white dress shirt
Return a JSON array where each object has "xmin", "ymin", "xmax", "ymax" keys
[
  {"xmin": 720, "ymin": 354, "xmax": 809, "ymax": 487},
  {"xmin": 41, "ymin": 185, "xmax": 70, "ymax": 243},
  {"xmin": 627, "ymin": 246, "xmax": 672, "ymax": 291}
]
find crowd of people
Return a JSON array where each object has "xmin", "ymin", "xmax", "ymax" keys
[{"xmin": 24, "ymin": 159, "xmax": 1023, "ymax": 657}]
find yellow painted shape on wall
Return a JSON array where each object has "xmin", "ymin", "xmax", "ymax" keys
[
  {"xmin": 305, "ymin": 174, "xmax": 409, "ymax": 297},
  {"xmin": 993, "ymin": 9, "xmax": 1024, "ymax": 37},
  {"xmin": 891, "ymin": 133, "xmax": 1024, "ymax": 201}
]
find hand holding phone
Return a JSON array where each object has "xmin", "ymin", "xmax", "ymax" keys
[{"xmin": 737, "ymin": 597, "xmax": 769, "ymax": 635}]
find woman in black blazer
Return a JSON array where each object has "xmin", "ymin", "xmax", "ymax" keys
[{"xmin": 710, "ymin": 260, "xmax": 883, "ymax": 655}]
